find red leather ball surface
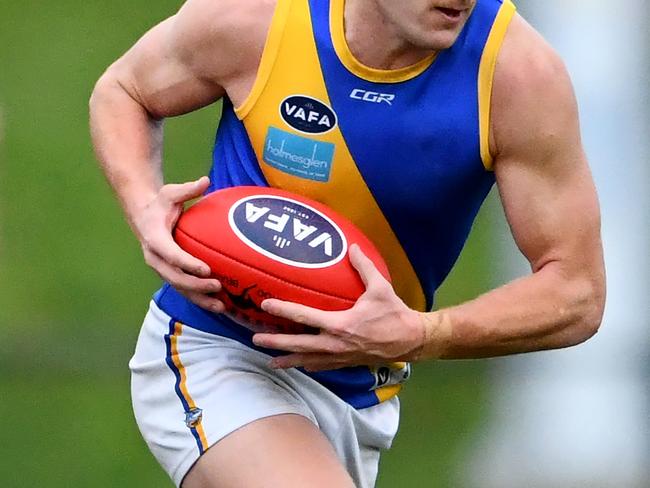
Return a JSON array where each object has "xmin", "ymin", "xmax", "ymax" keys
[{"xmin": 174, "ymin": 186, "xmax": 390, "ymax": 333}]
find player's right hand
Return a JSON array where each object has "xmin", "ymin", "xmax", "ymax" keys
[{"xmin": 132, "ymin": 176, "xmax": 225, "ymax": 313}]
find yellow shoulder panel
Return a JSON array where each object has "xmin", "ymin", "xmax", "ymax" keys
[
  {"xmin": 235, "ymin": 0, "xmax": 293, "ymax": 119},
  {"xmin": 478, "ymin": 0, "xmax": 517, "ymax": 170}
]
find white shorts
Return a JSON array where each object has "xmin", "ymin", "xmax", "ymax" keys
[{"xmin": 129, "ymin": 301, "xmax": 400, "ymax": 487}]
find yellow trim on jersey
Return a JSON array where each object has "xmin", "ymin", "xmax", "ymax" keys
[
  {"xmin": 330, "ymin": 0, "xmax": 436, "ymax": 83},
  {"xmin": 238, "ymin": 0, "xmax": 427, "ymax": 311},
  {"xmin": 375, "ymin": 384, "xmax": 402, "ymax": 403},
  {"xmin": 235, "ymin": 0, "xmax": 292, "ymax": 119},
  {"xmin": 478, "ymin": 0, "xmax": 516, "ymax": 170},
  {"xmin": 170, "ymin": 322, "xmax": 209, "ymax": 451}
]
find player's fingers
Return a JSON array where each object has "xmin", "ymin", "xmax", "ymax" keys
[
  {"xmin": 253, "ymin": 332, "xmax": 346, "ymax": 354},
  {"xmin": 149, "ymin": 235, "xmax": 211, "ymax": 277},
  {"xmin": 181, "ymin": 290, "xmax": 226, "ymax": 314},
  {"xmin": 268, "ymin": 353, "xmax": 310, "ymax": 370},
  {"xmin": 261, "ymin": 299, "xmax": 335, "ymax": 331},
  {"xmin": 145, "ymin": 251, "xmax": 221, "ymax": 293},
  {"xmin": 302, "ymin": 357, "xmax": 350, "ymax": 372},
  {"xmin": 348, "ymin": 244, "xmax": 386, "ymax": 290},
  {"xmin": 159, "ymin": 176, "xmax": 210, "ymax": 204},
  {"xmin": 269, "ymin": 353, "xmax": 348, "ymax": 371}
]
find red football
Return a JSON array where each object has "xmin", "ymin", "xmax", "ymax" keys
[{"xmin": 174, "ymin": 186, "xmax": 390, "ymax": 333}]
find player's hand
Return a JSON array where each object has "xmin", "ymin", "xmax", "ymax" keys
[
  {"xmin": 252, "ymin": 244, "xmax": 426, "ymax": 371},
  {"xmin": 132, "ymin": 176, "xmax": 225, "ymax": 313}
]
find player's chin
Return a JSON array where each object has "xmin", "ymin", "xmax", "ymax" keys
[{"xmin": 416, "ymin": 27, "xmax": 464, "ymax": 50}]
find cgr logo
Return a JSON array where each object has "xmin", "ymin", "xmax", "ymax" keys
[
  {"xmin": 228, "ymin": 195, "xmax": 347, "ymax": 268},
  {"xmin": 280, "ymin": 95, "xmax": 337, "ymax": 134},
  {"xmin": 350, "ymin": 89, "xmax": 395, "ymax": 105}
]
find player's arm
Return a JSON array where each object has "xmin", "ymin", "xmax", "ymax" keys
[
  {"xmin": 253, "ymin": 15, "xmax": 605, "ymax": 370},
  {"xmin": 89, "ymin": 0, "xmax": 253, "ymax": 311},
  {"xmin": 416, "ymin": 15, "xmax": 606, "ymax": 359}
]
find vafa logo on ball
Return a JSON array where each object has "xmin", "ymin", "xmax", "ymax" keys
[
  {"xmin": 228, "ymin": 195, "xmax": 347, "ymax": 268},
  {"xmin": 280, "ymin": 95, "xmax": 337, "ymax": 134}
]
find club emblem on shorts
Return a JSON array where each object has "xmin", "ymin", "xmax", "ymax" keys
[
  {"xmin": 372, "ymin": 363, "xmax": 411, "ymax": 389},
  {"xmin": 279, "ymin": 95, "xmax": 337, "ymax": 134},
  {"xmin": 185, "ymin": 408, "xmax": 203, "ymax": 429},
  {"xmin": 376, "ymin": 367, "xmax": 391, "ymax": 387},
  {"xmin": 228, "ymin": 195, "xmax": 347, "ymax": 268}
]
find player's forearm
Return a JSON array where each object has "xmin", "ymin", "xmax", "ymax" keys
[
  {"xmin": 89, "ymin": 70, "xmax": 164, "ymax": 226},
  {"xmin": 419, "ymin": 261, "xmax": 605, "ymax": 360}
]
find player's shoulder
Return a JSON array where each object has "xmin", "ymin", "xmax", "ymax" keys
[
  {"xmin": 176, "ymin": 0, "xmax": 276, "ymax": 33},
  {"xmin": 490, "ymin": 13, "xmax": 578, "ymax": 157},
  {"xmin": 171, "ymin": 0, "xmax": 277, "ymax": 81},
  {"xmin": 495, "ymin": 13, "xmax": 570, "ymax": 98}
]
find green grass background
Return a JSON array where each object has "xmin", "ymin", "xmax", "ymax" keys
[{"xmin": 0, "ymin": 2, "xmax": 504, "ymax": 486}]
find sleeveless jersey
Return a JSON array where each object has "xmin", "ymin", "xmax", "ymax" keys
[{"xmin": 155, "ymin": 0, "xmax": 516, "ymax": 409}]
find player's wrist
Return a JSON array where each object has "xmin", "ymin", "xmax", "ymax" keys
[
  {"xmin": 121, "ymin": 189, "xmax": 161, "ymax": 238},
  {"xmin": 414, "ymin": 311, "xmax": 452, "ymax": 361}
]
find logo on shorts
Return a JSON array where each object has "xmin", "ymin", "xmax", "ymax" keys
[
  {"xmin": 228, "ymin": 195, "xmax": 347, "ymax": 268},
  {"xmin": 280, "ymin": 95, "xmax": 337, "ymax": 134},
  {"xmin": 376, "ymin": 367, "xmax": 391, "ymax": 387},
  {"xmin": 185, "ymin": 408, "xmax": 203, "ymax": 429},
  {"xmin": 372, "ymin": 363, "xmax": 411, "ymax": 389}
]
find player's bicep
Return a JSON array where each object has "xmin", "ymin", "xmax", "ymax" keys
[
  {"xmin": 106, "ymin": 16, "xmax": 225, "ymax": 119},
  {"xmin": 492, "ymin": 18, "xmax": 601, "ymax": 274},
  {"xmin": 495, "ymin": 146, "xmax": 600, "ymax": 274}
]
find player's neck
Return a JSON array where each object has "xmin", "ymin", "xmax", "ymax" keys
[{"xmin": 343, "ymin": 0, "xmax": 438, "ymax": 70}]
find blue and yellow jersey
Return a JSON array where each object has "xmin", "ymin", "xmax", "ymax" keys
[{"xmin": 155, "ymin": 0, "xmax": 516, "ymax": 409}]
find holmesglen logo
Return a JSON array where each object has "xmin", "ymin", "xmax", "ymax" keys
[
  {"xmin": 228, "ymin": 195, "xmax": 347, "ymax": 268},
  {"xmin": 280, "ymin": 95, "xmax": 337, "ymax": 134},
  {"xmin": 263, "ymin": 127, "xmax": 335, "ymax": 182}
]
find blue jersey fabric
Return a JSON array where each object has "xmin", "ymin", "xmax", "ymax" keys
[{"xmin": 155, "ymin": 0, "xmax": 509, "ymax": 409}]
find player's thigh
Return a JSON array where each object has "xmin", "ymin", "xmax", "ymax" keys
[{"xmin": 182, "ymin": 413, "xmax": 355, "ymax": 488}]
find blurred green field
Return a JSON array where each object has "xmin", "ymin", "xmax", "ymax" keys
[{"xmin": 0, "ymin": 2, "xmax": 499, "ymax": 486}]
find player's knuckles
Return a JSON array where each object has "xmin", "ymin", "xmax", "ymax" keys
[
  {"xmin": 367, "ymin": 278, "xmax": 392, "ymax": 296},
  {"xmin": 316, "ymin": 311, "xmax": 345, "ymax": 331},
  {"xmin": 328, "ymin": 314, "xmax": 357, "ymax": 336},
  {"xmin": 323, "ymin": 339, "xmax": 348, "ymax": 354},
  {"xmin": 170, "ymin": 254, "xmax": 202, "ymax": 274}
]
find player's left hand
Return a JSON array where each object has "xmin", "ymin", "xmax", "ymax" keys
[{"xmin": 253, "ymin": 244, "xmax": 426, "ymax": 371}]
